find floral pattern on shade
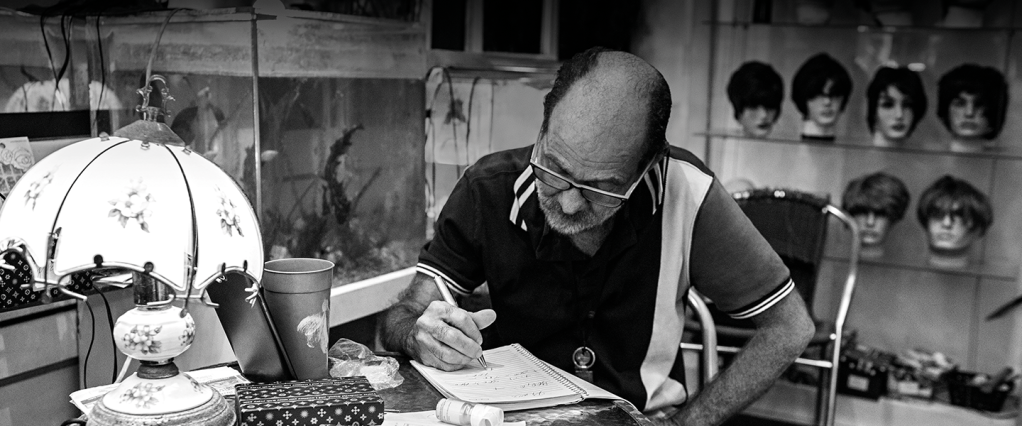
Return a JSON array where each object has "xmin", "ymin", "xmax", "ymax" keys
[
  {"xmin": 215, "ymin": 186, "xmax": 244, "ymax": 237},
  {"xmin": 108, "ymin": 178, "xmax": 155, "ymax": 232},
  {"xmin": 123, "ymin": 324, "xmax": 162, "ymax": 354},
  {"xmin": 180, "ymin": 319, "xmax": 195, "ymax": 345},
  {"xmin": 120, "ymin": 382, "xmax": 165, "ymax": 409},
  {"xmin": 24, "ymin": 170, "xmax": 54, "ymax": 210}
]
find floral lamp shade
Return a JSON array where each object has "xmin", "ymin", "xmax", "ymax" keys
[{"xmin": 0, "ymin": 135, "xmax": 262, "ymax": 295}]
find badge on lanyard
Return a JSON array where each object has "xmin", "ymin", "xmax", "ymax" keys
[{"xmin": 573, "ymin": 346, "xmax": 596, "ymax": 383}]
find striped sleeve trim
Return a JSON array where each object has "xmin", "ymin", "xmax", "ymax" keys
[
  {"xmin": 416, "ymin": 263, "xmax": 472, "ymax": 296},
  {"xmin": 508, "ymin": 166, "xmax": 536, "ymax": 232},
  {"xmin": 727, "ymin": 278, "xmax": 795, "ymax": 320}
]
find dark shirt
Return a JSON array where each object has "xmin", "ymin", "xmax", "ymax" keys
[{"xmin": 418, "ymin": 145, "xmax": 790, "ymax": 411}]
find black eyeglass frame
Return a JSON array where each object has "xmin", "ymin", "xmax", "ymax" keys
[{"xmin": 529, "ymin": 143, "xmax": 667, "ymax": 208}]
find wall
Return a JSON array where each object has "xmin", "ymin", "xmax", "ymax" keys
[{"xmin": 631, "ymin": 0, "xmax": 714, "ymax": 159}]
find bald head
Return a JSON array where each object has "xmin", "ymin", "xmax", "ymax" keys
[{"xmin": 540, "ymin": 47, "xmax": 671, "ymax": 167}]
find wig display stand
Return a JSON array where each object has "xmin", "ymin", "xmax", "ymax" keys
[{"xmin": 927, "ymin": 251, "xmax": 970, "ymax": 269}]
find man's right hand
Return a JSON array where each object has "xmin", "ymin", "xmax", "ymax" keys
[{"xmin": 407, "ymin": 302, "xmax": 497, "ymax": 371}]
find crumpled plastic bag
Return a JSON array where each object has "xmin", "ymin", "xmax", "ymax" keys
[{"xmin": 328, "ymin": 338, "xmax": 404, "ymax": 390}]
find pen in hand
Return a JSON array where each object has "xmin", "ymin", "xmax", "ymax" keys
[{"xmin": 432, "ymin": 274, "xmax": 489, "ymax": 369}]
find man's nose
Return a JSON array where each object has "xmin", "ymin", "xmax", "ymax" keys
[
  {"xmin": 940, "ymin": 214, "xmax": 954, "ymax": 227},
  {"xmin": 963, "ymin": 102, "xmax": 976, "ymax": 117},
  {"xmin": 865, "ymin": 212, "xmax": 877, "ymax": 226},
  {"xmin": 557, "ymin": 188, "xmax": 587, "ymax": 215}
]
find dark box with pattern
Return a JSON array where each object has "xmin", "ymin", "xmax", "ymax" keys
[{"xmin": 236, "ymin": 376, "xmax": 385, "ymax": 426}]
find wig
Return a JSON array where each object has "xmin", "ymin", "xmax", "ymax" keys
[
  {"xmin": 937, "ymin": 64, "xmax": 1008, "ymax": 140},
  {"xmin": 726, "ymin": 61, "xmax": 784, "ymax": 120},
  {"xmin": 866, "ymin": 67, "xmax": 928, "ymax": 133},
  {"xmin": 915, "ymin": 175, "xmax": 993, "ymax": 234},
  {"xmin": 791, "ymin": 53, "xmax": 853, "ymax": 117},
  {"xmin": 842, "ymin": 172, "xmax": 911, "ymax": 222}
]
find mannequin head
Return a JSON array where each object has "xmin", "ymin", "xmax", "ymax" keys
[
  {"xmin": 866, "ymin": 67, "xmax": 927, "ymax": 146},
  {"xmin": 792, "ymin": 53, "xmax": 853, "ymax": 139},
  {"xmin": 916, "ymin": 175, "xmax": 993, "ymax": 260},
  {"xmin": 726, "ymin": 61, "xmax": 784, "ymax": 138},
  {"xmin": 841, "ymin": 172, "xmax": 910, "ymax": 247},
  {"xmin": 937, "ymin": 64, "xmax": 1008, "ymax": 148}
]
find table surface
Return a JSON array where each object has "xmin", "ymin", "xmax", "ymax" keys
[{"xmin": 379, "ymin": 356, "xmax": 654, "ymax": 426}]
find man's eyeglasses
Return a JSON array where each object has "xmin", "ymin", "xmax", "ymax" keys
[{"xmin": 530, "ymin": 145, "xmax": 664, "ymax": 208}]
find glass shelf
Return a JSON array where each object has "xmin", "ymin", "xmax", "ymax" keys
[
  {"xmin": 824, "ymin": 254, "xmax": 1019, "ymax": 282},
  {"xmin": 708, "ymin": 20, "xmax": 1022, "ymax": 34},
  {"xmin": 700, "ymin": 131, "xmax": 1022, "ymax": 161}
]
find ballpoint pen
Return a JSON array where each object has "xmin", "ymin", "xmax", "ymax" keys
[{"xmin": 433, "ymin": 274, "xmax": 489, "ymax": 369}]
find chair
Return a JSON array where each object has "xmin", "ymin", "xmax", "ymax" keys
[{"xmin": 680, "ymin": 188, "xmax": 860, "ymax": 426}]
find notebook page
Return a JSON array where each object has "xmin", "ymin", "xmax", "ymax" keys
[{"xmin": 411, "ymin": 345, "xmax": 578, "ymax": 404}]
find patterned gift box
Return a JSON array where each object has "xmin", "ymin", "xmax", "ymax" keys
[{"xmin": 236, "ymin": 376, "xmax": 385, "ymax": 426}]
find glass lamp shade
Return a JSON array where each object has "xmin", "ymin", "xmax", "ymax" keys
[{"xmin": 0, "ymin": 135, "xmax": 263, "ymax": 295}]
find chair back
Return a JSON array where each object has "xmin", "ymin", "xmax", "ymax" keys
[{"xmin": 733, "ymin": 188, "xmax": 830, "ymax": 315}]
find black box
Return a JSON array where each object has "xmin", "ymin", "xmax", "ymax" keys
[
  {"xmin": 837, "ymin": 345, "xmax": 895, "ymax": 400},
  {"xmin": 944, "ymin": 371, "xmax": 1014, "ymax": 412},
  {"xmin": 236, "ymin": 376, "xmax": 384, "ymax": 426}
]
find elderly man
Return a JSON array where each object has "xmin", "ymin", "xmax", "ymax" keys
[{"xmin": 382, "ymin": 47, "xmax": 814, "ymax": 425}]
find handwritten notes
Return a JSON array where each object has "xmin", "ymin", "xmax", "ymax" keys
[
  {"xmin": 410, "ymin": 344, "xmax": 595, "ymax": 411},
  {"xmin": 418, "ymin": 345, "xmax": 576, "ymax": 403}
]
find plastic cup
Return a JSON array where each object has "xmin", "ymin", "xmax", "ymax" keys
[{"xmin": 262, "ymin": 258, "xmax": 334, "ymax": 380}]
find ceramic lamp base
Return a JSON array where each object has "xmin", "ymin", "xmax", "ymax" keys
[{"xmin": 89, "ymin": 384, "xmax": 234, "ymax": 426}]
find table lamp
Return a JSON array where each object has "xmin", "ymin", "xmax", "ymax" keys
[{"xmin": 0, "ymin": 74, "xmax": 263, "ymax": 425}]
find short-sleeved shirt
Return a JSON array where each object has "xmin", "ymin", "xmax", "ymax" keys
[{"xmin": 418, "ymin": 145, "xmax": 791, "ymax": 411}]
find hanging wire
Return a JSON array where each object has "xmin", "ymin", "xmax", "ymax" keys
[
  {"xmin": 81, "ymin": 297, "xmax": 96, "ymax": 389},
  {"xmin": 144, "ymin": 9, "xmax": 180, "ymax": 87},
  {"xmin": 465, "ymin": 76, "xmax": 481, "ymax": 170},
  {"xmin": 96, "ymin": 289, "xmax": 116, "ymax": 383},
  {"xmin": 93, "ymin": 15, "xmax": 107, "ymax": 131}
]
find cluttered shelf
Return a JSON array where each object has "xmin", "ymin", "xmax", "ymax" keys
[
  {"xmin": 823, "ymin": 254, "xmax": 1019, "ymax": 282},
  {"xmin": 700, "ymin": 131, "xmax": 1022, "ymax": 162},
  {"xmin": 0, "ymin": 7, "xmax": 426, "ymax": 79},
  {"xmin": 746, "ymin": 378, "xmax": 1018, "ymax": 426},
  {"xmin": 707, "ymin": 20, "xmax": 1022, "ymax": 34}
]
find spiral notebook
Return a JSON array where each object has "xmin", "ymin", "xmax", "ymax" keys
[{"xmin": 410, "ymin": 343, "xmax": 620, "ymax": 411}]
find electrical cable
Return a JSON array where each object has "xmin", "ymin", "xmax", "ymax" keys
[
  {"xmin": 96, "ymin": 289, "xmax": 116, "ymax": 384},
  {"xmin": 424, "ymin": 66, "xmax": 448, "ymax": 224},
  {"xmin": 93, "ymin": 15, "xmax": 107, "ymax": 132},
  {"xmin": 114, "ymin": 354, "xmax": 131, "ymax": 384},
  {"xmin": 39, "ymin": 15, "xmax": 60, "ymax": 110},
  {"xmin": 81, "ymin": 298, "xmax": 96, "ymax": 389},
  {"xmin": 144, "ymin": 9, "xmax": 181, "ymax": 91},
  {"xmin": 441, "ymin": 68, "xmax": 460, "ymax": 176},
  {"xmin": 465, "ymin": 76, "xmax": 481, "ymax": 169}
]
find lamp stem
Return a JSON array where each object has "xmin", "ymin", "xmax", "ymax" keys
[{"xmin": 133, "ymin": 271, "xmax": 169, "ymax": 308}]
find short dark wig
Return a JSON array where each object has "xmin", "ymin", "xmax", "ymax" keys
[
  {"xmin": 842, "ymin": 172, "xmax": 911, "ymax": 222},
  {"xmin": 937, "ymin": 64, "xmax": 1008, "ymax": 140},
  {"xmin": 726, "ymin": 61, "xmax": 784, "ymax": 120},
  {"xmin": 540, "ymin": 46, "xmax": 671, "ymax": 169},
  {"xmin": 791, "ymin": 53, "xmax": 853, "ymax": 117},
  {"xmin": 866, "ymin": 67, "xmax": 928, "ymax": 133},
  {"xmin": 915, "ymin": 175, "xmax": 993, "ymax": 234}
]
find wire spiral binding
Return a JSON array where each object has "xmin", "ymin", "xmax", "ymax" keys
[{"xmin": 510, "ymin": 343, "xmax": 589, "ymax": 399}]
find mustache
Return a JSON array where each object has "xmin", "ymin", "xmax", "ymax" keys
[{"xmin": 538, "ymin": 193, "xmax": 601, "ymax": 235}]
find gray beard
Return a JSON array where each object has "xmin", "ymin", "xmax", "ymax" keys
[{"xmin": 537, "ymin": 193, "xmax": 608, "ymax": 236}]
